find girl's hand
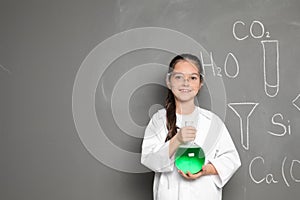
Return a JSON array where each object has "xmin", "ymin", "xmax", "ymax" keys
[
  {"xmin": 175, "ymin": 126, "xmax": 197, "ymax": 144},
  {"xmin": 178, "ymin": 163, "xmax": 218, "ymax": 180}
]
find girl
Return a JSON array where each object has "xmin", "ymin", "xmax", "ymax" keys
[{"xmin": 141, "ymin": 54, "xmax": 241, "ymax": 200}]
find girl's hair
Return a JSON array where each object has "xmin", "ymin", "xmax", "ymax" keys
[{"xmin": 165, "ymin": 53, "xmax": 203, "ymax": 142}]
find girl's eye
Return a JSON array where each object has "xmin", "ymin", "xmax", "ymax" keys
[
  {"xmin": 191, "ymin": 76, "xmax": 198, "ymax": 81},
  {"xmin": 174, "ymin": 75, "xmax": 184, "ymax": 80}
]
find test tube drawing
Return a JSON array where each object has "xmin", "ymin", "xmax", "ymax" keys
[
  {"xmin": 228, "ymin": 102, "xmax": 259, "ymax": 150},
  {"xmin": 261, "ymin": 40, "xmax": 279, "ymax": 97}
]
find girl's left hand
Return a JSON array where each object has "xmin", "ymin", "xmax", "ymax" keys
[{"xmin": 178, "ymin": 163, "xmax": 218, "ymax": 180}]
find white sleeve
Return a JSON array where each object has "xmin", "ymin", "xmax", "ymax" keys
[
  {"xmin": 141, "ymin": 112, "xmax": 174, "ymax": 172},
  {"xmin": 208, "ymin": 122, "xmax": 241, "ymax": 188}
]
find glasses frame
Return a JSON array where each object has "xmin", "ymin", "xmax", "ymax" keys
[{"xmin": 167, "ymin": 72, "xmax": 204, "ymax": 84}]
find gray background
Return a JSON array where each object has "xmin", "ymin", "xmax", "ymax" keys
[{"xmin": 1, "ymin": 0, "xmax": 300, "ymax": 200}]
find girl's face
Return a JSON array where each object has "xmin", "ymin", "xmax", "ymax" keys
[{"xmin": 167, "ymin": 60, "xmax": 202, "ymax": 104}]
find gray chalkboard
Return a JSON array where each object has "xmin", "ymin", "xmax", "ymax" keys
[{"xmin": 1, "ymin": 0, "xmax": 300, "ymax": 200}]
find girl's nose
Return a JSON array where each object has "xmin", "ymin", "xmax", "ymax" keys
[{"xmin": 183, "ymin": 78, "xmax": 190, "ymax": 86}]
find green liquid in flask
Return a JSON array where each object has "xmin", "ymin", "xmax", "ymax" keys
[{"xmin": 175, "ymin": 145, "xmax": 205, "ymax": 174}]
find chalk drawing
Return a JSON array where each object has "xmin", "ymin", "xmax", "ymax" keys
[
  {"xmin": 228, "ymin": 102, "xmax": 259, "ymax": 150},
  {"xmin": 292, "ymin": 93, "xmax": 300, "ymax": 111},
  {"xmin": 261, "ymin": 40, "xmax": 279, "ymax": 97}
]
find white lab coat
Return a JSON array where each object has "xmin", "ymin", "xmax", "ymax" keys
[{"xmin": 141, "ymin": 107, "xmax": 241, "ymax": 200}]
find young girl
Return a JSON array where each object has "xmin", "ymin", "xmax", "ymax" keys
[{"xmin": 141, "ymin": 54, "xmax": 241, "ymax": 200}]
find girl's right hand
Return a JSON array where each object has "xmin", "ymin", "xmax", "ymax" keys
[{"xmin": 175, "ymin": 126, "xmax": 197, "ymax": 144}]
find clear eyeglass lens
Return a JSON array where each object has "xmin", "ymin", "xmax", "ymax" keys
[{"xmin": 170, "ymin": 73, "xmax": 200, "ymax": 83}]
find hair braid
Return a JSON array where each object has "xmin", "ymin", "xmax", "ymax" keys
[{"xmin": 165, "ymin": 90, "xmax": 178, "ymax": 142}]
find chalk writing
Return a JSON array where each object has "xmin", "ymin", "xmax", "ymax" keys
[
  {"xmin": 233, "ymin": 20, "xmax": 271, "ymax": 41},
  {"xmin": 232, "ymin": 20, "xmax": 280, "ymax": 97},
  {"xmin": 224, "ymin": 53, "xmax": 239, "ymax": 78},
  {"xmin": 249, "ymin": 156, "xmax": 279, "ymax": 184},
  {"xmin": 199, "ymin": 51, "xmax": 240, "ymax": 78},
  {"xmin": 200, "ymin": 51, "xmax": 216, "ymax": 76},
  {"xmin": 268, "ymin": 113, "xmax": 291, "ymax": 137},
  {"xmin": 290, "ymin": 160, "xmax": 300, "ymax": 183},
  {"xmin": 281, "ymin": 157, "xmax": 300, "ymax": 187},
  {"xmin": 282, "ymin": 157, "xmax": 289, "ymax": 187},
  {"xmin": 249, "ymin": 156, "xmax": 300, "ymax": 187},
  {"xmin": 230, "ymin": 18, "xmax": 299, "ymax": 195}
]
